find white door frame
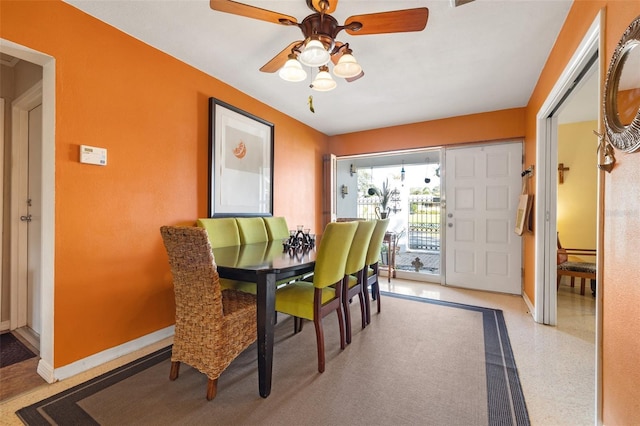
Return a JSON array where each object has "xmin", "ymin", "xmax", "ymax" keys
[
  {"xmin": 533, "ymin": 11, "xmax": 603, "ymax": 423},
  {"xmin": 1, "ymin": 38, "xmax": 56, "ymax": 384}
]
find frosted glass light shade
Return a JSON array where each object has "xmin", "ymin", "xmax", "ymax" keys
[
  {"xmin": 311, "ymin": 69, "xmax": 337, "ymax": 91},
  {"xmin": 299, "ymin": 39, "xmax": 330, "ymax": 67},
  {"xmin": 279, "ymin": 58, "xmax": 307, "ymax": 82},
  {"xmin": 333, "ymin": 53, "xmax": 362, "ymax": 78}
]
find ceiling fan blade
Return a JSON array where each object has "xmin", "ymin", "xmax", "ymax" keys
[
  {"xmin": 344, "ymin": 8, "xmax": 429, "ymax": 36},
  {"xmin": 306, "ymin": 0, "xmax": 338, "ymax": 14},
  {"xmin": 210, "ymin": 0, "xmax": 298, "ymax": 25},
  {"xmin": 260, "ymin": 41, "xmax": 304, "ymax": 73}
]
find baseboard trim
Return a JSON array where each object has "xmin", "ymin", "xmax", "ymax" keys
[
  {"xmin": 37, "ymin": 358, "xmax": 55, "ymax": 383},
  {"xmin": 0, "ymin": 320, "xmax": 9, "ymax": 331},
  {"xmin": 522, "ymin": 291, "xmax": 536, "ymax": 322},
  {"xmin": 53, "ymin": 326, "xmax": 174, "ymax": 381}
]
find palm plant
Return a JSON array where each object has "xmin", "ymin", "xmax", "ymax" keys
[{"xmin": 368, "ymin": 178, "xmax": 394, "ymax": 217}]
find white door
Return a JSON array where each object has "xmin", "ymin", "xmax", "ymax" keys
[
  {"xmin": 444, "ymin": 142, "xmax": 523, "ymax": 294},
  {"xmin": 27, "ymin": 104, "xmax": 43, "ymax": 335},
  {"xmin": 10, "ymin": 81, "xmax": 43, "ymax": 346}
]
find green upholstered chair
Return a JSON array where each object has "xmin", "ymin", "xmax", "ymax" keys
[
  {"xmin": 341, "ymin": 220, "xmax": 376, "ymax": 344},
  {"xmin": 263, "ymin": 216, "xmax": 290, "ymax": 240},
  {"xmin": 196, "ymin": 218, "xmax": 254, "ymax": 293},
  {"xmin": 160, "ymin": 226, "xmax": 257, "ymax": 400},
  {"xmin": 363, "ymin": 218, "xmax": 390, "ymax": 324},
  {"xmin": 196, "ymin": 218, "xmax": 240, "ymax": 248},
  {"xmin": 236, "ymin": 217, "xmax": 269, "ymax": 244},
  {"xmin": 275, "ymin": 221, "xmax": 358, "ymax": 373}
]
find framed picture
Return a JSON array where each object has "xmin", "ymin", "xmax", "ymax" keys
[{"xmin": 209, "ymin": 98, "xmax": 274, "ymax": 217}]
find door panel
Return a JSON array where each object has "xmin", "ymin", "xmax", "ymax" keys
[
  {"xmin": 445, "ymin": 142, "xmax": 523, "ymax": 294},
  {"xmin": 27, "ymin": 104, "xmax": 42, "ymax": 335}
]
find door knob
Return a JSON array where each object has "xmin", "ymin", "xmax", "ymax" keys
[
  {"xmin": 447, "ymin": 213, "xmax": 453, "ymax": 218},
  {"xmin": 448, "ymin": 223, "xmax": 453, "ymax": 228}
]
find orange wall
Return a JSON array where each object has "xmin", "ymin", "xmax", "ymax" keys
[
  {"xmin": 3, "ymin": 0, "xmax": 640, "ymax": 421},
  {"xmin": 328, "ymin": 108, "xmax": 525, "ymax": 156},
  {"xmin": 0, "ymin": 0, "xmax": 328, "ymax": 366},
  {"xmin": 525, "ymin": 1, "xmax": 640, "ymax": 423}
]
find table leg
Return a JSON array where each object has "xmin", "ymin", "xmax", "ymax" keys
[{"xmin": 256, "ymin": 272, "xmax": 276, "ymax": 398}]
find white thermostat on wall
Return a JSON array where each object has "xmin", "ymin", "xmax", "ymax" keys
[{"xmin": 80, "ymin": 145, "xmax": 107, "ymax": 166}]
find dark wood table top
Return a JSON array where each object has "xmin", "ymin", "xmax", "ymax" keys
[{"xmin": 212, "ymin": 239, "xmax": 317, "ymax": 279}]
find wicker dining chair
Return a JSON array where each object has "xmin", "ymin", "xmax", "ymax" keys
[{"xmin": 160, "ymin": 226, "xmax": 257, "ymax": 400}]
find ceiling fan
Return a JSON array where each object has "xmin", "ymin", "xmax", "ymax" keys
[{"xmin": 209, "ymin": 0, "xmax": 429, "ymax": 91}]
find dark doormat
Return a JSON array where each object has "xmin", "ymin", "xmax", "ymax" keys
[{"xmin": 0, "ymin": 332, "xmax": 37, "ymax": 368}]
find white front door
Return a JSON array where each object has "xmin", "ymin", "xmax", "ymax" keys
[{"xmin": 444, "ymin": 142, "xmax": 523, "ymax": 294}]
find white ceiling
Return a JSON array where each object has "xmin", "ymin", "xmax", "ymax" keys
[{"xmin": 64, "ymin": 0, "xmax": 577, "ymax": 136}]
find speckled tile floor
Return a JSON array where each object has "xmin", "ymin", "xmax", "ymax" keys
[{"xmin": 0, "ymin": 277, "xmax": 595, "ymax": 426}]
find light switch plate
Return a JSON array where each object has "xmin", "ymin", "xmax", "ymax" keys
[{"xmin": 80, "ymin": 145, "xmax": 107, "ymax": 166}]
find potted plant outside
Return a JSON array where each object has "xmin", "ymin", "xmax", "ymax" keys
[{"xmin": 368, "ymin": 178, "xmax": 393, "ymax": 219}]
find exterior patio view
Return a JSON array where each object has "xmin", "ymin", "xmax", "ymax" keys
[{"xmin": 356, "ymin": 163, "xmax": 441, "ymax": 276}]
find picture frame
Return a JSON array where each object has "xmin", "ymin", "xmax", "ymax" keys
[{"xmin": 209, "ymin": 98, "xmax": 274, "ymax": 217}]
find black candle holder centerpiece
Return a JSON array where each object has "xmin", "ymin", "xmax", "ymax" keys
[{"xmin": 283, "ymin": 225, "xmax": 315, "ymax": 253}]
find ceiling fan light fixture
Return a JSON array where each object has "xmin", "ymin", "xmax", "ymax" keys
[
  {"xmin": 311, "ymin": 66, "xmax": 336, "ymax": 91},
  {"xmin": 333, "ymin": 51, "xmax": 362, "ymax": 79},
  {"xmin": 299, "ymin": 39, "xmax": 331, "ymax": 67},
  {"xmin": 278, "ymin": 55, "xmax": 307, "ymax": 82}
]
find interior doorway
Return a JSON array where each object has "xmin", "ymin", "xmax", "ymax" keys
[
  {"xmin": 534, "ymin": 14, "xmax": 601, "ymax": 326},
  {"xmin": 534, "ymin": 12, "xmax": 602, "ymax": 424},
  {"xmin": 0, "ymin": 38, "xmax": 56, "ymax": 384},
  {"xmin": 11, "ymin": 84, "xmax": 43, "ymax": 349}
]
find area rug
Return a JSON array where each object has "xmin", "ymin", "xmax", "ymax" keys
[
  {"xmin": 17, "ymin": 293, "xmax": 529, "ymax": 425},
  {"xmin": 0, "ymin": 332, "xmax": 36, "ymax": 369}
]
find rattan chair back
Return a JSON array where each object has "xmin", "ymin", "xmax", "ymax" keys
[{"xmin": 160, "ymin": 226, "xmax": 257, "ymax": 400}]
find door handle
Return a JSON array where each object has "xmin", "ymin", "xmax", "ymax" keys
[{"xmin": 20, "ymin": 214, "xmax": 32, "ymax": 222}]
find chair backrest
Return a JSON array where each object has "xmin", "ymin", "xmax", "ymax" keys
[
  {"xmin": 160, "ymin": 226, "xmax": 223, "ymax": 319},
  {"xmin": 196, "ymin": 218, "xmax": 240, "ymax": 249},
  {"xmin": 344, "ymin": 220, "xmax": 376, "ymax": 276},
  {"xmin": 312, "ymin": 221, "xmax": 358, "ymax": 289},
  {"xmin": 364, "ymin": 218, "xmax": 390, "ymax": 266},
  {"xmin": 236, "ymin": 217, "xmax": 269, "ymax": 244},
  {"xmin": 263, "ymin": 216, "xmax": 290, "ymax": 240}
]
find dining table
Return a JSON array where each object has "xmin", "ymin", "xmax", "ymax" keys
[{"xmin": 212, "ymin": 239, "xmax": 317, "ymax": 398}]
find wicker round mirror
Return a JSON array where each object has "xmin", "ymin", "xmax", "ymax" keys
[{"xmin": 603, "ymin": 15, "xmax": 640, "ymax": 153}]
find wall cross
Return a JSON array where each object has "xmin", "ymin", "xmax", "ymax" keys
[{"xmin": 558, "ymin": 163, "xmax": 570, "ymax": 184}]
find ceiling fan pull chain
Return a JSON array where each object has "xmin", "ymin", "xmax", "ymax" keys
[{"xmin": 308, "ymin": 95, "xmax": 315, "ymax": 113}]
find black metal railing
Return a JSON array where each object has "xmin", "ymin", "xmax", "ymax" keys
[
  {"xmin": 355, "ymin": 195, "xmax": 441, "ymax": 251},
  {"xmin": 408, "ymin": 196, "xmax": 441, "ymax": 250}
]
